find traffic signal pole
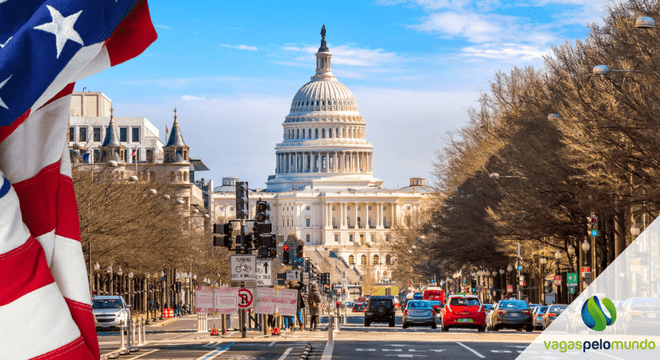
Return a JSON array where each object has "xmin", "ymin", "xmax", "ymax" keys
[
  {"xmin": 517, "ymin": 244, "xmax": 521, "ymax": 301},
  {"xmin": 240, "ymin": 220, "xmax": 247, "ymax": 339}
]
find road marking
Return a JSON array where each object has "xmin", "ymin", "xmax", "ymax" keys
[
  {"xmin": 456, "ymin": 342, "xmax": 485, "ymax": 358},
  {"xmin": 321, "ymin": 341, "xmax": 334, "ymax": 360},
  {"xmin": 491, "ymin": 350, "xmax": 512, "ymax": 353},
  {"xmin": 383, "ymin": 348, "xmax": 402, "ymax": 351},
  {"xmin": 356, "ymin": 349, "xmax": 376, "ymax": 351},
  {"xmin": 268, "ymin": 341, "xmax": 276, "ymax": 346},
  {"xmin": 195, "ymin": 341, "xmax": 234, "ymax": 360},
  {"xmin": 127, "ymin": 349, "xmax": 159, "ymax": 359},
  {"xmin": 277, "ymin": 347, "xmax": 293, "ymax": 360},
  {"xmin": 202, "ymin": 341, "xmax": 219, "ymax": 348}
]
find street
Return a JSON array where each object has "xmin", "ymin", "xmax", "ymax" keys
[{"xmin": 97, "ymin": 313, "xmax": 542, "ymax": 360}]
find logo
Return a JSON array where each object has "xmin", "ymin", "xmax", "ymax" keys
[{"xmin": 582, "ymin": 296, "xmax": 616, "ymax": 331}]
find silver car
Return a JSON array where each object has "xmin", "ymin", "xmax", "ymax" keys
[
  {"xmin": 402, "ymin": 300, "xmax": 437, "ymax": 329},
  {"xmin": 92, "ymin": 296, "xmax": 131, "ymax": 330}
]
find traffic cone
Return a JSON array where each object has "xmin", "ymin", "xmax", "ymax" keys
[
  {"xmin": 272, "ymin": 327, "xmax": 280, "ymax": 335},
  {"xmin": 211, "ymin": 328, "xmax": 218, "ymax": 336}
]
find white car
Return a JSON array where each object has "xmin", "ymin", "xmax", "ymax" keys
[{"xmin": 92, "ymin": 295, "xmax": 131, "ymax": 330}]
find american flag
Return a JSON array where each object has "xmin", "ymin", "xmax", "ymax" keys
[{"xmin": 0, "ymin": 1, "xmax": 156, "ymax": 359}]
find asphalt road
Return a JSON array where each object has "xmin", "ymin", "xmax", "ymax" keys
[{"xmin": 96, "ymin": 313, "xmax": 541, "ymax": 360}]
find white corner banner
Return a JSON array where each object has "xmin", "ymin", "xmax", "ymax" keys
[
  {"xmin": 276, "ymin": 288, "xmax": 298, "ymax": 317},
  {"xmin": 254, "ymin": 287, "xmax": 277, "ymax": 315},
  {"xmin": 517, "ymin": 219, "xmax": 660, "ymax": 359}
]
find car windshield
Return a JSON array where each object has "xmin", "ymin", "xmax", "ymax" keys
[
  {"xmin": 371, "ymin": 299, "xmax": 392, "ymax": 308},
  {"xmin": 537, "ymin": 306, "xmax": 548, "ymax": 314},
  {"xmin": 92, "ymin": 299, "xmax": 123, "ymax": 309},
  {"xmin": 424, "ymin": 290, "xmax": 442, "ymax": 300},
  {"xmin": 407, "ymin": 301, "xmax": 432, "ymax": 309},
  {"xmin": 548, "ymin": 305, "xmax": 567, "ymax": 313},
  {"xmin": 498, "ymin": 301, "xmax": 528, "ymax": 309},
  {"xmin": 631, "ymin": 298, "xmax": 660, "ymax": 308},
  {"xmin": 450, "ymin": 297, "xmax": 480, "ymax": 306},
  {"xmin": 484, "ymin": 304, "xmax": 493, "ymax": 310}
]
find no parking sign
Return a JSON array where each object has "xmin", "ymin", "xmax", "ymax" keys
[{"xmin": 237, "ymin": 288, "xmax": 254, "ymax": 309}]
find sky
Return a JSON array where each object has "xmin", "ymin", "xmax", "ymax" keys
[{"xmin": 76, "ymin": 0, "xmax": 612, "ymax": 190}]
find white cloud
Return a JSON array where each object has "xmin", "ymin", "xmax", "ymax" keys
[
  {"xmin": 281, "ymin": 46, "xmax": 301, "ymax": 51},
  {"xmin": 461, "ymin": 43, "xmax": 552, "ymax": 61},
  {"xmin": 219, "ymin": 44, "xmax": 258, "ymax": 51},
  {"xmin": 181, "ymin": 95, "xmax": 206, "ymax": 101},
  {"xmin": 155, "ymin": 25, "xmax": 171, "ymax": 30}
]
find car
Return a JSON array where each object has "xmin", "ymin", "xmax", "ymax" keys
[
  {"xmin": 531, "ymin": 305, "xmax": 548, "ymax": 330},
  {"xmin": 441, "ymin": 295, "xmax": 486, "ymax": 332},
  {"xmin": 616, "ymin": 297, "xmax": 660, "ymax": 335},
  {"xmin": 402, "ymin": 300, "xmax": 437, "ymax": 329},
  {"xmin": 344, "ymin": 301, "xmax": 353, "ymax": 308},
  {"xmin": 353, "ymin": 303, "xmax": 366, "ymax": 312},
  {"xmin": 92, "ymin": 295, "xmax": 131, "ymax": 330},
  {"xmin": 542, "ymin": 304, "xmax": 568, "ymax": 330},
  {"xmin": 428, "ymin": 300, "xmax": 443, "ymax": 314},
  {"xmin": 365, "ymin": 296, "xmax": 396, "ymax": 327},
  {"xmin": 488, "ymin": 300, "xmax": 533, "ymax": 332}
]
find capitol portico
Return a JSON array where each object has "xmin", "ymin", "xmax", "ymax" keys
[{"xmin": 213, "ymin": 26, "xmax": 431, "ymax": 285}]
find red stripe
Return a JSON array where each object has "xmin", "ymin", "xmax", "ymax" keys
[
  {"xmin": 12, "ymin": 162, "xmax": 61, "ymax": 239},
  {"xmin": 0, "ymin": 237, "xmax": 54, "ymax": 307},
  {"xmin": 38, "ymin": 83, "xmax": 76, "ymax": 111},
  {"xmin": 105, "ymin": 0, "xmax": 157, "ymax": 66},
  {"xmin": 29, "ymin": 336, "xmax": 95, "ymax": 360},
  {"xmin": 66, "ymin": 299, "xmax": 100, "ymax": 359},
  {"xmin": 56, "ymin": 174, "xmax": 81, "ymax": 241},
  {"xmin": 0, "ymin": 109, "xmax": 30, "ymax": 143}
]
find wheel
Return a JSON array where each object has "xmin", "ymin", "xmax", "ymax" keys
[
  {"xmin": 389, "ymin": 319, "xmax": 395, "ymax": 327},
  {"xmin": 526, "ymin": 325, "xmax": 533, "ymax": 332},
  {"xmin": 403, "ymin": 322, "xmax": 409, "ymax": 329},
  {"xmin": 493, "ymin": 324, "xmax": 499, "ymax": 332},
  {"xmin": 431, "ymin": 323, "xmax": 437, "ymax": 329},
  {"xmin": 441, "ymin": 322, "xmax": 449, "ymax": 332},
  {"xmin": 365, "ymin": 320, "xmax": 371, "ymax": 327},
  {"xmin": 478, "ymin": 326, "xmax": 485, "ymax": 332},
  {"xmin": 517, "ymin": 327, "xmax": 522, "ymax": 332}
]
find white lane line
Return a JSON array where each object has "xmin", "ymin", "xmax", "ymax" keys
[
  {"xmin": 278, "ymin": 347, "xmax": 293, "ymax": 360},
  {"xmin": 127, "ymin": 349, "xmax": 159, "ymax": 359},
  {"xmin": 456, "ymin": 342, "xmax": 485, "ymax": 358},
  {"xmin": 321, "ymin": 341, "xmax": 334, "ymax": 360},
  {"xmin": 268, "ymin": 341, "xmax": 276, "ymax": 346},
  {"xmin": 195, "ymin": 341, "xmax": 234, "ymax": 360}
]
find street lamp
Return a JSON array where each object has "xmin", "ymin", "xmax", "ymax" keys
[
  {"xmin": 555, "ymin": 250, "xmax": 563, "ymax": 303},
  {"xmin": 636, "ymin": 16, "xmax": 655, "ymax": 28},
  {"xmin": 106, "ymin": 266, "xmax": 113, "ymax": 295},
  {"xmin": 93, "ymin": 262, "xmax": 100, "ymax": 296},
  {"xmin": 631, "ymin": 223, "xmax": 641, "ymax": 237},
  {"xmin": 540, "ymin": 255, "xmax": 548, "ymax": 305}
]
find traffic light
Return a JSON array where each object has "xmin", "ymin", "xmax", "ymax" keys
[
  {"xmin": 296, "ymin": 245, "xmax": 304, "ymax": 265},
  {"xmin": 213, "ymin": 223, "xmax": 233, "ymax": 248},
  {"xmin": 255, "ymin": 200, "xmax": 270, "ymax": 222},
  {"xmin": 244, "ymin": 234, "xmax": 254, "ymax": 252},
  {"xmin": 587, "ymin": 214, "xmax": 599, "ymax": 237},
  {"xmin": 283, "ymin": 245, "xmax": 290, "ymax": 265},
  {"xmin": 235, "ymin": 181, "xmax": 249, "ymax": 219},
  {"xmin": 517, "ymin": 257, "xmax": 523, "ymax": 271}
]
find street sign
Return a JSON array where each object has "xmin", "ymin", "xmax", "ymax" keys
[
  {"xmin": 507, "ymin": 285, "xmax": 513, "ymax": 293},
  {"xmin": 567, "ymin": 273, "xmax": 577, "ymax": 286},
  {"xmin": 237, "ymin": 288, "xmax": 254, "ymax": 309},
  {"xmin": 256, "ymin": 259, "xmax": 272, "ymax": 286},
  {"xmin": 553, "ymin": 275, "xmax": 562, "ymax": 286},
  {"xmin": 195, "ymin": 286, "xmax": 213, "ymax": 313},
  {"xmin": 581, "ymin": 266, "xmax": 590, "ymax": 275},
  {"xmin": 568, "ymin": 287, "xmax": 576, "ymax": 294},
  {"xmin": 276, "ymin": 288, "xmax": 298, "ymax": 316},
  {"xmin": 231, "ymin": 255, "xmax": 257, "ymax": 281},
  {"xmin": 286, "ymin": 269, "xmax": 302, "ymax": 283},
  {"xmin": 583, "ymin": 272, "xmax": 593, "ymax": 285}
]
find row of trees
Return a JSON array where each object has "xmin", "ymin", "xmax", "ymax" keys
[
  {"xmin": 73, "ymin": 164, "xmax": 231, "ymax": 287},
  {"xmin": 390, "ymin": 0, "xmax": 660, "ymax": 289}
]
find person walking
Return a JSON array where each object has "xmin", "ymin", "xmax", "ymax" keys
[
  {"xmin": 308, "ymin": 283, "xmax": 321, "ymax": 331},
  {"xmin": 290, "ymin": 281, "xmax": 305, "ymax": 331}
]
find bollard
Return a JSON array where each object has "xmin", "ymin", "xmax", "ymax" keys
[
  {"xmin": 137, "ymin": 317, "xmax": 142, "ymax": 345},
  {"xmin": 118, "ymin": 319, "xmax": 128, "ymax": 354},
  {"xmin": 131, "ymin": 317, "xmax": 136, "ymax": 346},
  {"xmin": 221, "ymin": 314, "xmax": 226, "ymax": 335},
  {"xmin": 327, "ymin": 314, "xmax": 333, "ymax": 344},
  {"xmin": 141, "ymin": 316, "xmax": 147, "ymax": 345}
]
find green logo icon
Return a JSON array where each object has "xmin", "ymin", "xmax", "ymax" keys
[{"xmin": 581, "ymin": 296, "xmax": 616, "ymax": 331}]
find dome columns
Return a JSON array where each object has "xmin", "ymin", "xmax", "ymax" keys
[{"xmin": 276, "ymin": 150, "xmax": 372, "ymax": 175}]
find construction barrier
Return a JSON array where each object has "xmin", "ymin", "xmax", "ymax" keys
[
  {"xmin": 164, "ymin": 308, "xmax": 173, "ymax": 318},
  {"xmin": 197, "ymin": 313, "xmax": 208, "ymax": 332}
]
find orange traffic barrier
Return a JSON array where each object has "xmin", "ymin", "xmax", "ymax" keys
[
  {"xmin": 272, "ymin": 327, "xmax": 280, "ymax": 335},
  {"xmin": 211, "ymin": 328, "xmax": 218, "ymax": 336}
]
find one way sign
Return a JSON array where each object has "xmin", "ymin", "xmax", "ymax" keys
[{"xmin": 256, "ymin": 259, "xmax": 272, "ymax": 286}]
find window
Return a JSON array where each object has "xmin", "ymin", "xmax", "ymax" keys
[
  {"xmin": 331, "ymin": 205, "xmax": 335, "ymax": 210},
  {"xmin": 93, "ymin": 127, "xmax": 101, "ymax": 142},
  {"xmin": 373, "ymin": 255, "xmax": 379, "ymax": 265},
  {"xmin": 360, "ymin": 255, "xmax": 366, "ymax": 264},
  {"xmin": 322, "ymin": 129, "xmax": 325, "ymax": 138},
  {"xmin": 348, "ymin": 255, "xmax": 355, "ymax": 265},
  {"xmin": 357, "ymin": 217, "xmax": 361, "ymax": 227},
  {"xmin": 79, "ymin": 127, "xmax": 87, "ymax": 142},
  {"xmin": 315, "ymin": 128, "xmax": 318, "ymax": 138},
  {"xmin": 287, "ymin": 219, "xmax": 289, "ymax": 227},
  {"xmin": 386, "ymin": 255, "xmax": 392, "ymax": 265},
  {"xmin": 302, "ymin": 129, "xmax": 305, "ymax": 139},
  {"xmin": 357, "ymin": 206, "xmax": 361, "ymax": 210},
  {"xmin": 347, "ymin": 206, "xmax": 350, "ymax": 210},
  {"xmin": 306, "ymin": 218, "xmax": 310, "ymax": 227},
  {"xmin": 329, "ymin": 128, "xmax": 333, "ymax": 138},
  {"xmin": 93, "ymin": 149, "xmax": 99, "ymax": 163},
  {"xmin": 308, "ymin": 129, "xmax": 311, "ymax": 138},
  {"xmin": 230, "ymin": 207, "xmax": 234, "ymax": 211},
  {"xmin": 119, "ymin": 128, "xmax": 127, "ymax": 142},
  {"xmin": 132, "ymin": 128, "xmax": 140, "ymax": 142},
  {"xmin": 297, "ymin": 129, "xmax": 300, "ymax": 138},
  {"xmin": 371, "ymin": 234, "xmax": 375, "ymax": 243},
  {"xmin": 347, "ymin": 217, "xmax": 350, "ymax": 227},
  {"xmin": 334, "ymin": 234, "xmax": 339, "ymax": 242},
  {"xmin": 306, "ymin": 234, "xmax": 310, "ymax": 243},
  {"xmin": 368, "ymin": 218, "xmax": 372, "ymax": 227},
  {"xmin": 283, "ymin": 219, "xmax": 285, "ymax": 227},
  {"xmin": 349, "ymin": 234, "xmax": 354, "ymax": 242},
  {"xmin": 383, "ymin": 217, "xmax": 387, "ymax": 226},
  {"xmin": 332, "ymin": 217, "xmax": 335, "ymax": 227},
  {"xmin": 368, "ymin": 205, "xmax": 371, "ymax": 210},
  {"xmin": 385, "ymin": 234, "xmax": 390, "ymax": 242},
  {"xmin": 306, "ymin": 206, "xmax": 310, "ymax": 210},
  {"xmin": 69, "ymin": 127, "xmax": 74, "ymax": 142},
  {"xmin": 146, "ymin": 149, "xmax": 153, "ymax": 163},
  {"xmin": 383, "ymin": 205, "xmax": 387, "ymax": 210}
]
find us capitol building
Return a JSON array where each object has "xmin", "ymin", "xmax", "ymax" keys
[{"xmin": 213, "ymin": 27, "xmax": 432, "ymax": 284}]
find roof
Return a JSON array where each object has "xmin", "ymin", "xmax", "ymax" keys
[
  {"xmin": 166, "ymin": 116, "xmax": 186, "ymax": 147},
  {"xmin": 101, "ymin": 117, "xmax": 121, "ymax": 147},
  {"xmin": 190, "ymin": 159, "xmax": 209, "ymax": 171},
  {"xmin": 398, "ymin": 185, "xmax": 434, "ymax": 193}
]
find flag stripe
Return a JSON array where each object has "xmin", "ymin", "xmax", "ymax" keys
[
  {"xmin": 0, "ymin": 109, "xmax": 30, "ymax": 144},
  {"xmin": 12, "ymin": 162, "xmax": 62, "ymax": 240},
  {"xmin": 66, "ymin": 301, "xmax": 100, "ymax": 360},
  {"xmin": 0, "ymin": 283, "xmax": 82, "ymax": 359},
  {"xmin": 105, "ymin": 0, "xmax": 157, "ymax": 66},
  {"xmin": 51, "ymin": 235, "xmax": 91, "ymax": 304},
  {"xmin": 30, "ymin": 336, "xmax": 93, "ymax": 360},
  {"xmin": 0, "ymin": 237, "xmax": 54, "ymax": 307},
  {"xmin": 0, "ymin": 179, "xmax": 33, "ymax": 254}
]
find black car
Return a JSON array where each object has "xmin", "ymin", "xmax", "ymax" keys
[
  {"xmin": 488, "ymin": 300, "xmax": 533, "ymax": 332},
  {"xmin": 365, "ymin": 296, "xmax": 396, "ymax": 327}
]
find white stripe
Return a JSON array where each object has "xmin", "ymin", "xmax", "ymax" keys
[
  {"xmin": 60, "ymin": 137, "xmax": 72, "ymax": 178},
  {"xmin": 456, "ymin": 342, "xmax": 485, "ymax": 358},
  {"xmin": 278, "ymin": 347, "xmax": 293, "ymax": 360},
  {"xmin": 0, "ymin": 283, "xmax": 81, "ymax": 360},
  {"xmin": 50, "ymin": 235, "xmax": 91, "ymax": 304},
  {"xmin": 31, "ymin": 42, "xmax": 105, "ymax": 112},
  {"xmin": 72, "ymin": 45, "xmax": 111, "ymax": 83},
  {"xmin": 0, "ymin": 95, "xmax": 70, "ymax": 184},
  {"xmin": 35, "ymin": 229, "xmax": 56, "ymax": 266},
  {"xmin": 321, "ymin": 341, "xmax": 334, "ymax": 360},
  {"xmin": 0, "ymin": 180, "xmax": 31, "ymax": 254}
]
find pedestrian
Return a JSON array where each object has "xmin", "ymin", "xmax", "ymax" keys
[
  {"xmin": 174, "ymin": 302, "xmax": 179, "ymax": 317},
  {"xmin": 290, "ymin": 280, "xmax": 305, "ymax": 331},
  {"xmin": 308, "ymin": 283, "xmax": 321, "ymax": 331}
]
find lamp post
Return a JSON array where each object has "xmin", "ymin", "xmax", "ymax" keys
[
  {"xmin": 94, "ymin": 262, "xmax": 100, "ymax": 296},
  {"xmin": 539, "ymin": 255, "xmax": 547, "ymax": 305},
  {"xmin": 555, "ymin": 250, "xmax": 562, "ymax": 303},
  {"xmin": 500, "ymin": 268, "xmax": 505, "ymax": 300},
  {"xmin": 128, "ymin": 271, "xmax": 133, "ymax": 310},
  {"xmin": 160, "ymin": 270, "xmax": 166, "ymax": 320},
  {"xmin": 145, "ymin": 273, "xmax": 151, "ymax": 324},
  {"xmin": 107, "ymin": 266, "xmax": 113, "ymax": 295},
  {"xmin": 507, "ymin": 265, "xmax": 513, "ymax": 299},
  {"xmin": 117, "ymin": 267, "xmax": 123, "ymax": 300}
]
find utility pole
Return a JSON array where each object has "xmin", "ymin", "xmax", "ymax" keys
[{"xmin": 517, "ymin": 243, "xmax": 521, "ymax": 301}]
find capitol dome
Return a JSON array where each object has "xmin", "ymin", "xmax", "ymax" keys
[{"xmin": 266, "ymin": 25, "xmax": 383, "ymax": 192}]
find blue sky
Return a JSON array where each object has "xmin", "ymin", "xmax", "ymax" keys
[{"xmin": 77, "ymin": 0, "xmax": 611, "ymax": 189}]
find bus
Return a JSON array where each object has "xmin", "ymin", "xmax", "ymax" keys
[{"xmin": 423, "ymin": 287, "xmax": 445, "ymax": 312}]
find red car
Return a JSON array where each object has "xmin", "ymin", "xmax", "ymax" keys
[
  {"xmin": 353, "ymin": 303, "xmax": 366, "ymax": 312},
  {"xmin": 441, "ymin": 295, "xmax": 486, "ymax": 332}
]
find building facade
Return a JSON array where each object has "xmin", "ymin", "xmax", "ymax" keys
[{"xmin": 212, "ymin": 28, "xmax": 432, "ymax": 284}]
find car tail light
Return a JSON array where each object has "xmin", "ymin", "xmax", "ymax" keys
[
  {"xmin": 548, "ymin": 312, "xmax": 557, "ymax": 317},
  {"xmin": 498, "ymin": 310, "xmax": 504, "ymax": 314},
  {"xmin": 404, "ymin": 310, "xmax": 408, "ymax": 315},
  {"xmin": 353, "ymin": 309, "xmax": 356, "ymax": 312},
  {"xmin": 523, "ymin": 310, "xmax": 531, "ymax": 315}
]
